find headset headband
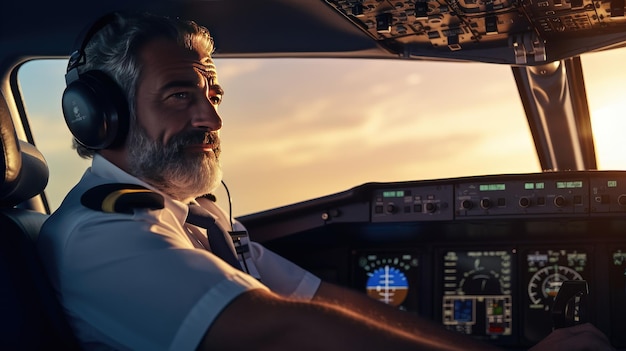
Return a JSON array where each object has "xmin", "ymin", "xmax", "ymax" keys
[{"xmin": 66, "ymin": 13, "xmax": 118, "ymax": 83}]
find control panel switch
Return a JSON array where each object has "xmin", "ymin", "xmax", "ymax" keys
[{"xmin": 519, "ymin": 197, "xmax": 531, "ymax": 208}]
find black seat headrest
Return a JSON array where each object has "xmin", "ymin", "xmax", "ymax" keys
[{"xmin": 0, "ymin": 92, "xmax": 49, "ymax": 207}]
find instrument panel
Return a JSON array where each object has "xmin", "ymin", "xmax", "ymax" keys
[
  {"xmin": 242, "ymin": 171, "xmax": 626, "ymax": 349},
  {"xmin": 348, "ymin": 245, "xmax": 614, "ymax": 347}
]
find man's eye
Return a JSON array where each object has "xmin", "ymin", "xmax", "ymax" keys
[
  {"xmin": 172, "ymin": 92, "xmax": 189, "ymax": 99},
  {"xmin": 210, "ymin": 95, "xmax": 222, "ymax": 105}
]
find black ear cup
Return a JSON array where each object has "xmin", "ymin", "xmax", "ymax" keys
[{"xmin": 62, "ymin": 70, "xmax": 129, "ymax": 149}]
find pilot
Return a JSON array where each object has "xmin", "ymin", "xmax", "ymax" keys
[{"xmin": 37, "ymin": 11, "xmax": 614, "ymax": 351}]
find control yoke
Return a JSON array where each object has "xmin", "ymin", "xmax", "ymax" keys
[{"xmin": 551, "ymin": 280, "xmax": 589, "ymax": 329}]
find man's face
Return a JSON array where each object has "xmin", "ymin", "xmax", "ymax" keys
[{"xmin": 128, "ymin": 38, "xmax": 224, "ymax": 201}]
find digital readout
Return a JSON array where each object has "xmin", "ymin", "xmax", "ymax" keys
[
  {"xmin": 524, "ymin": 182, "xmax": 545, "ymax": 189},
  {"xmin": 556, "ymin": 181, "xmax": 583, "ymax": 189},
  {"xmin": 383, "ymin": 190, "xmax": 405, "ymax": 198},
  {"xmin": 479, "ymin": 184, "xmax": 506, "ymax": 191}
]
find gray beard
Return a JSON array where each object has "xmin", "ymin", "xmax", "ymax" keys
[{"xmin": 127, "ymin": 124, "xmax": 222, "ymax": 202}]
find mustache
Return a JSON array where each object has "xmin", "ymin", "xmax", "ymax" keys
[{"xmin": 170, "ymin": 130, "xmax": 220, "ymax": 150}]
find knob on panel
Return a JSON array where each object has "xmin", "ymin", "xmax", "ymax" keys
[
  {"xmin": 480, "ymin": 198, "xmax": 491, "ymax": 209},
  {"xmin": 519, "ymin": 197, "xmax": 531, "ymax": 208},
  {"xmin": 461, "ymin": 199, "xmax": 473, "ymax": 210},
  {"xmin": 425, "ymin": 202, "xmax": 437, "ymax": 213},
  {"xmin": 554, "ymin": 195, "xmax": 567, "ymax": 207}
]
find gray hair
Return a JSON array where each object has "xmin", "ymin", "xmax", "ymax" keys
[{"xmin": 72, "ymin": 12, "xmax": 215, "ymax": 158}]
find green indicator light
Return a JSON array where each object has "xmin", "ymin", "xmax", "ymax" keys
[
  {"xmin": 525, "ymin": 183, "xmax": 534, "ymax": 190},
  {"xmin": 383, "ymin": 190, "xmax": 405, "ymax": 198},
  {"xmin": 536, "ymin": 182, "xmax": 545, "ymax": 189},
  {"xmin": 608, "ymin": 180, "xmax": 618, "ymax": 188},
  {"xmin": 480, "ymin": 184, "xmax": 506, "ymax": 191},
  {"xmin": 556, "ymin": 181, "xmax": 583, "ymax": 189}
]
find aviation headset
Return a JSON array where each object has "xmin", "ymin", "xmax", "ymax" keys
[{"xmin": 61, "ymin": 13, "xmax": 130, "ymax": 150}]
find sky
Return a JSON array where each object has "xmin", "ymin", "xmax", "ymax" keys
[{"xmin": 17, "ymin": 48, "xmax": 626, "ymax": 217}]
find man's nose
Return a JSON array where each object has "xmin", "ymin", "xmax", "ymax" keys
[{"xmin": 192, "ymin": 98, "xmax": 223, "ymax": 131}]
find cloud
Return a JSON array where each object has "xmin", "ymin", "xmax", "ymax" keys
[{"xmin": 215, "ymin": 59, "xmax": 262, "ymax": 81}]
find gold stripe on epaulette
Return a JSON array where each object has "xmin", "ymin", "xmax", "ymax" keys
[{"xmin": 102, "ymin": 189, "xmax": 153, "ymax": 213}]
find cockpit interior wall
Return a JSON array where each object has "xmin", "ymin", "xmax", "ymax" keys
[{"xmin": 240, "ymin": 170, "xmax": 626, "ymax": 348}]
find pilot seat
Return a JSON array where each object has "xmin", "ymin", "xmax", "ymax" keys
[{"xmin": 0, "ymin": 92, "xmax": 79, "ymax": 349}]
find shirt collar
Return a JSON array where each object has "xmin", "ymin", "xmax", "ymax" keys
[{"xmin": 91, "ymin": 154, "xmax": 190, "ymax": 222}]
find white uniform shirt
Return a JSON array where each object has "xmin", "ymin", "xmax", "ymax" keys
[{"xmin": 37, "ymin": 154, "xmax": 321, "ymax": 351}]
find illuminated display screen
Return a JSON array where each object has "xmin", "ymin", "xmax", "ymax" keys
[
  {"xmin": 556, "ymin": 181, "xmax": 583, "ymax": 189},
  {"xmin": 441, "ymin": 250, "xmax": 514, "ymax": 341},
  {"xmin": 383, "ymin": 190, "xmax": 405, "ymax": 198},
  {"xmin": 525, "ymin": 182, "xmax": 545, "ymax": 190},
  {"xmin": 526, "ymin": 253, "xmax": 548, "ymax": 263},
  {"xmin": 383, "ymin": 190, "xmax": 404, "ymax": 197},
  {"xmin": 479, "ymin": 184, "xmax": 506, "ymax": 191},
  {"xmin": 523, "ymin": 248, "xmax": 588, "ymax": 343},
  {"xmin": 353, "ymin": 252, "xmax": 419, "ymax": 313},
  {"xmin": 608, "ymin": 180, "xmax": 618, "ymax": 188}
]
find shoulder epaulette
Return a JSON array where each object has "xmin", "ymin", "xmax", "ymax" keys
[
  {"xmin": 198, "ymin": 193, "xmax": 217, "ymax": 202},
  {"xmin": 80, "ymin": 183, "xmax": 164, "ymax": 214}
]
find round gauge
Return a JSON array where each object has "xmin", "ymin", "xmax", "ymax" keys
[
  {"xmin": 461, "ymin": 272, "xmax": 501, "ymax": 295},
  {"xmin": 460, "ymin": 267, "xmax": 503, "ymax": 295},
  {"xmin": 527, "ymin": 265, "xmax": 583, "ymax": 306},
  {"xmin": 366, "ymin": 265, "xmax": 409, "ymax": 306}
]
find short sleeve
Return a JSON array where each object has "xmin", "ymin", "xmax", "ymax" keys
[
  {"xmin": 231, "ymin": 221, "xmax": 321, "ymax": 300},
  {"xmin": 249, "ymin": 242, "xmax": 321, "ymax": 299},
  {"xmin": 53, "ymin": 211, "xmax": 268, "ymax": 351}
]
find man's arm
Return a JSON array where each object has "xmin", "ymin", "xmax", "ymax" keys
[
  {"xmin": 198, "ymin": 286, "xmax": 500, "ymax": 351},
  {"xmin": 199, "ymin": 282, "xmax": 614, "ymax": 351},
  {"xmin": 312, "ymin": 281, "xmax": 497, "ymax": 349},
  {"xmin": 312, "ymin": 282, "xmax": 614, "ymax": 351}
]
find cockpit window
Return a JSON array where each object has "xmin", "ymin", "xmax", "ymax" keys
[
  {"xmin": 18, "ymin": 59, "xmax": 91, "ymax": 211},
  {"xmin": 18, "ymin": 57, "xmax": 538, "ymax": 216},
  {"xmin": 582, "ymin": 46, "xmax": 626, "ymax": 171}
]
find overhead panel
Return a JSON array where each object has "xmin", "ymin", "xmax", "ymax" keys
[{"xmin": 323, "ymin": 0, "xmax": 626, "ymax": 64}]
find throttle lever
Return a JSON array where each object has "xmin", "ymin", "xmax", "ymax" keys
[{"xmin": 551, "ymin": 280, "xmax": 589, "ymax": 329}]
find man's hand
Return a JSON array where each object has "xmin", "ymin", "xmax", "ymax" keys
[{"xmin": 529, "ymin": 323, "xmax": 614, "ymax": 351}]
